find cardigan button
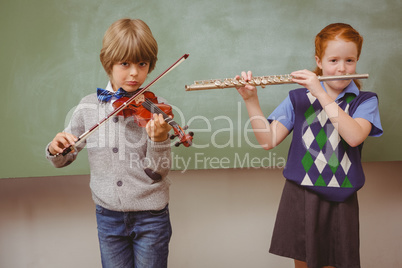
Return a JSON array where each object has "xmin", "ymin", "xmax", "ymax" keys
[
  {"xmin": 113, "ymin": 117, "xmax": 118, "ymax": 123},
  {"xmin": 112, "ymin": 147, "xmax": 118, "ymax": 153},
  {"xmin": 117, "ymin": 181, "xmax": 123, "ymax": 187}
]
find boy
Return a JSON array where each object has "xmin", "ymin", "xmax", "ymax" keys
[{"xmin": 46, "ymin": 18, "xmax": 173, "ymax": 268}]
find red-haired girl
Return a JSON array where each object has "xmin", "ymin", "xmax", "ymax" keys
[{"xmin": 236, "ymin": 23, "xmax": 383, "ymax": 268}]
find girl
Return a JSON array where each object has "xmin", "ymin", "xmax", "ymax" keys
[
  {"xmin": 46, "ymin": 19, "xmax": 173, "ymax": 268},
  {"xmin": 236, "ymin": 23, "xmax": 382, "ymax": 268}
]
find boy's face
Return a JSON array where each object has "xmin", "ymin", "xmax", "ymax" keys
[{"xmin": 110, "ymin": 61, "xmax": 150, "ymax": 92}]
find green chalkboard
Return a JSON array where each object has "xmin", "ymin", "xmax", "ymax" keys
[{"xmin": 1, "ymin": 0, "xmax": 401, "ymax": 178}]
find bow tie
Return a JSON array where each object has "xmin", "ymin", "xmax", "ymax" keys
[{"xmin": 97, "ymin": 87, "xmax": 128, "ymax": 102}]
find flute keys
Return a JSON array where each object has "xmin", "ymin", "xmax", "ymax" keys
[
  {"xmin": 214, "ymin": 80, "xmax": 223, "ymax": 87},
  {"xmin": 270, "ymin": 76, "xmax": 279, "ymax": 83},
  {"xmin": 282, "ymin": 74, "xmax": 293, "ymax": 82},
  {"xmin": 261, "ymin": 77, "xmax": 268, "ymax": 85},
  {"xmin": 253, "ymin": 78, "xmax": 261, "ymax": 85},
  {"xmin": 232, "ymin": 79, "xmax": 241, "ymax": 86},
  {"xmin": 224, "ymin": 79, "xmax": 233, "ymax": 87}
]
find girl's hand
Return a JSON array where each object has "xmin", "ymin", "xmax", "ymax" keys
[
  {"xmin": 235, "ymin": 71, "xmax": 258, "ymax": 102},
  {"xmin": 146, "ymin": 113, "xmax": 172, "ymax": 142},
  {"xmin": 291, "ymin": 69, "xmax": 324, "ymax": 98},
  {"xmin": 49, "ymin": 132, "xmax": 78, "ymax": 155}
]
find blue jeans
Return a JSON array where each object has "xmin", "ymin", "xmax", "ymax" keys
[{"xmin": 95, "ymin": 204, "xmax": 172, "ymax": 268}]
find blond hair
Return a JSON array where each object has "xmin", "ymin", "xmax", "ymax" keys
[{"xmin": 100, "ymin": 18, "xmax": 158, "ymax": 76}]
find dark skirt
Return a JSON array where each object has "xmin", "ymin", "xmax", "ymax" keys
[{"xmin": 269, "ymin": 180, "xmax": 360, "ymax": 268}]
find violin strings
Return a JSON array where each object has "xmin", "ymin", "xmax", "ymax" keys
[
  {"xmin": 143, "ymin": 99, "xmax": 163, "ymax": 114},
  {"xmin": 143, "ymin": 99, "xmax": 177, "ymax": 127}
]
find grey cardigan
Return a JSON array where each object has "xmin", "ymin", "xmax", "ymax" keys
[{"xmin": 46, "ymin": 93, "xmax": 172, "ymax": 212}]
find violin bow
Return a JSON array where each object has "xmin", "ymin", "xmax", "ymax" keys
[{"xmin": 60, "ymin": 54, "xmax": 189, "ymax": 155}]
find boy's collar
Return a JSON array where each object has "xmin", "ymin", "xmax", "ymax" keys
[
  {"xmin": 105, "ymin": 81, "xmax": 114, "ymax": 92},
  {"xmin": 104, "ymin": 81, "xmax": 141, "ymax": 96}
]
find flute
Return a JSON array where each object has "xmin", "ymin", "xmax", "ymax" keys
[{"xmin": 185, "ymin": 73, "xmax": 369, "ymax": 91}]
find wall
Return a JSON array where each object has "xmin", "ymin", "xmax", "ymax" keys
[
  {"xmin": 1, "ymin": 0, "xmax": 401, "ymax": 178},
  {"xmin": 1, "ymin": 1, "xmax": 401, "ymax": 267},
  {"xmin": 1, "ymin": 162, "xmax": 401, "ymax": 267}
]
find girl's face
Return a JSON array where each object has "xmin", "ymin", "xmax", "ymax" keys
[
  {"xmin": 110, "ymin": 61, "xmax": 150, "ymax": 92},
  {"xmin": 315, "ymin": 39, "xmax": 358, "ymax": 93}
]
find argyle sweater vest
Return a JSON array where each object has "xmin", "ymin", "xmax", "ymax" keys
[{"xmin": 283, "ymin": 88, "xmax": 377, "ymax": 202}]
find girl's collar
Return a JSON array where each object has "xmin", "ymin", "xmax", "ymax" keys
[{"xmin": 319, "ymin": 81, "xmax": 360, "ymax": 101}]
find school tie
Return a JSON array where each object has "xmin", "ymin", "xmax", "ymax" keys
[{"xmin": 96, "ymin": 87, "xmax": 128, "ymax": 102}]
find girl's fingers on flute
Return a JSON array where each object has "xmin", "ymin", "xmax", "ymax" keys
[
  {"xmin": 247, "ymin": 71, "xmax": 253, "ymax": 81},
  {"xmin": 240, "ymin": 71, "xmax": 253, "ymax": 81},
  {"xmin": 240, "ymin": 71, "xmax": 248, "ymax": 80}
]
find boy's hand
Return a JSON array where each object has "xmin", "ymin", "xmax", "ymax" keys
[
  {"xmin": 49, "ymin": 132, "xmax": 78, "ymax": 155},
  {"xmin": 146, "ymin": 114, "xmax": 172, "ymax": 142}
]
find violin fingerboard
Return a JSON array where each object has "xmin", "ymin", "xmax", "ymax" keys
[{"xmin": 142, "ymin": 100, "xmax": 178, "ymax": 128}]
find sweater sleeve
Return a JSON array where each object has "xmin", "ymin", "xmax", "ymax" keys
[
  {"xmin": 143, "ymin": 137, "xmax": 172, "ymax": 181},
  {"xmin": 45, "ymin": 98, "xmax": 87, "ymax": 168}
]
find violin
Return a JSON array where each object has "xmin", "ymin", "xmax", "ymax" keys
[
  {"xmin": 112, "ymin": 91, "xmax": 194, "ymax": 147},
  {"xmin": 60, "ymin": 54, "xmax": 191, "ymax": 155}
]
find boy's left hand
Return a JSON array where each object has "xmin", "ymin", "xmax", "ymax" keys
[{"xmin": 146, "ymin": 113, "xmax": 172, "ymax": 142}]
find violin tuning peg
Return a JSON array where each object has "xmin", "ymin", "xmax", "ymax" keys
[
  {"xmin": 183, "ymin": 125, "xmax": 189, "ymax": 130},
  {"xmin": 170, "ymin": 134, "xmax": 176, "ymax": 140},
  {"xmin": 189, "ymin": 131, "xmax": 194, "ymax": 137},
  {"xmin": 175, "ymin": 141, "xmax": 181, "ymax": 147}
]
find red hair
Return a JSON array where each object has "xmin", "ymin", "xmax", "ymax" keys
[{"xmin": 313, "ymin": 23, "xmax": 363, "ymax": 89}]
